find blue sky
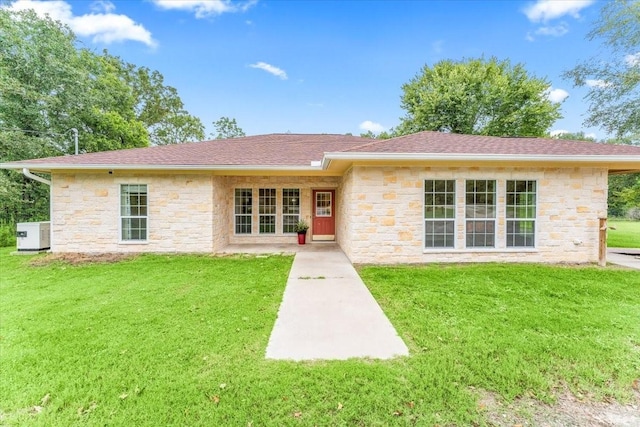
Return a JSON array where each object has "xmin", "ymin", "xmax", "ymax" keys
[{"xmin": 6, "ymin": 0, "xmax": 605, "ymax": 139}]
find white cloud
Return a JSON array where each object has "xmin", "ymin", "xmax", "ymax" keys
[
  {"xmin": 249, "ymin": 62, "xmax": 288, "ymax": 80},
  {"xmin": 586, "ymin": 79, "xmax": 610, "ymax": 88},
  {"xmin": 534, "ymin": 22, "xmax": 569, "ymax": 37},
  {"xmin": 525, "ymin": 32, "xmax": 535, "ymax": 42},
  {"xmin": 152, "ymin": 0, "xmax": 257, "ymax": 18},
  {"xmin": 584, "ymin": 132, "xmax": 597, "ymax": 139},
  {"xmin": 4, "ymin": 0, "xmax": 156, "ymax": 47},
  {"xmin": 359, "ymin": 120, "xmax": 386, "ymax": 133},
  {"xmin": 90, "ymin": 0, "xmax": 114, "ymax": 13},
  {"xmin": 625, "ymin": 52, "xmax": 640, "ymax": 67},
  {"xmin": 546, "ymin": 87, "xmax": 569, "ymax": 103},
  {"xmin": 523, "ymin": 0, "xmax": 595, "ymax": 23}
]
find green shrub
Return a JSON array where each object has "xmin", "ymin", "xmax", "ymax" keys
[{"xmin": 0, "ymin": 222, "xmax": 16, "ymax": 247}]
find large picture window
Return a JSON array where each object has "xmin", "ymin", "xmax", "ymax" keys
[
  {"xmin": 235, "ymin": 188, "xmax": 252, "ymax": 234},
  {"xmin": 506, "ymin": 180, "xmax": 536, "ymax": 247},
  {"xmin": 465, "ymin": 180, "xmax": 496, "ymax": 248},
  {"xmin": 259, "ymin": 188, "xmax": 276, "ymax": 234},
  {"xmin": 282, "ymin": 189, "xmax": 300, "ymax": 233},
  {"xmin": 120, "ymin": 184, "xmax": 147, "ymax": 241},
  {"xmin": 424, "ymin": 180, "xmax": 455, "ymax": 248}
]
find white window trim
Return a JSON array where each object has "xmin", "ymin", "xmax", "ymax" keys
[
  {"xmin": 464, "ymin": 178, "xmax": 497, "ymax": 249},
  {"xmin": 315, "ymin": 191, "xmax": 333, "ymax": 217},
  {"xmin": 282, "ymin": 188, "xmax": 301, "ymax": 234},
  {"xmin": 423, "ymin": 179, "xmax": 457, "ymax": 250},
  {"xmin": 234, "ymin": 188, "xmax": 253, "ymax": 235},
  {"xmin": 505, "ymin": 179, "xmax": 538, "ymax": 249},
  {"xmin": 258, "ymin": 188, "xmax": 277, "ymax": 234},
  {"xmin": 119, "ymin": 183, "xmax": 149, "ymax": 244},
  {"xmin": 421, "ymin": 178, "xmax": 540, "ymax": 252}
]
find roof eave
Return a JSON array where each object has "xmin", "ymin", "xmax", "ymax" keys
[
  {"xmin": 322, "ymin": 152, "xmax": 640, "ymax": 167},
  {"xmin": 0, "ymin": 163, "xmax": 324, "ymax": 173}
]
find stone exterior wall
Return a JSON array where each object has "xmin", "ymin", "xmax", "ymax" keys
[
  {"xmin": 226, "ymin": 176, "xmax": 340, "ymax": 244},
  {"xmin": 336, "ymin": 167, "xmax": 354, "ymax": 257},
  {"xmin": 49, "ymin": 166, "xmax": 608, "ymax": 263},
  {"xmin": 339, "ymin": 166, "xmax": 608, "ymax": 264},
  {"xmin": 211, "ymin": 176, "xmax": 230, "ymax": 251},
  {"xmin": 51, "ymin": 173, "xmax": 215, "ymax": 253}
]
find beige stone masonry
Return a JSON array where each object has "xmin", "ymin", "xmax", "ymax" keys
[
  {"xmin": 51, "ymin": 173, "xmax": 215, "ymax": 253},
  {"xmin": 226, "ymin": 176, "xmax": 340, "ymax": 244},
  {"xmin": 50, "ymin": 166, "xmax": 608, "ymax": 264},
  {"xmin": 338, "ymin": 166, "xmax": 607, "ymax": 264}
]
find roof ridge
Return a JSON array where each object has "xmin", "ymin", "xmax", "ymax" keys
[{"xmin": 339, "ymin": 130, "xmax": 437, "ymax": 152}]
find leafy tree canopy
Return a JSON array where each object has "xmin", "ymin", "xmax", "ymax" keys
[
  {"xmin": 550, "ymin": 131, "xmax": 597, "ymax": 142},
  {"xmin": 563, "ymin": 0, "xmax": 640, "ymax": 142},
  {"xmin": 0, "ymin": 9, "xmax": 204, "ymax": 223},
  {"xmin": 212, "ymin": 117, "xmax": 245, "ymax": 139},
  {"xmin": 397, "ymin": 57, "xmax": 562, "ymax": 137}
]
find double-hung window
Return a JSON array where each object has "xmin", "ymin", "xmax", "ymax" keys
[
  {"xmin": 506, "ymin": 180, "xmax": 536, "ymax": 247},
  {"xmin": 120, "ymin": 184, "xmax": 147, "ymax": 241},
  {"xmin": 424, "ymin": 180, "xmax": 456, "ymax": 248},
  {"xmin": 282, "ymin": 189, "xmax": 300, "ymax": 233},
  {"xmin": 259, "ymin": 188, "xmax": 276, "ymax": 234},
  {"xmin": 465, "ymin": 180, "xmax": 496, "ymax": 248},
  {"xmin": 235, "ymin": 189, "xmax": 252, "ymax": 234}
]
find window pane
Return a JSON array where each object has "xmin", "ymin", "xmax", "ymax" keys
[
  {"xmin": 121, "ymin": 184, "xmax": 148, "ymax": 241},
  {"xmin": 506, "ymin": 180, "xmax": 537, "ymax": 247},
  {"xmin": 234, "ymin": 189, "xmax": 252, "ymax": 234},
  {"xmin": 465, "ymin": 180, "xmax": 496, "ymax": 248},
  {"xmin": 259, "ymin": 215, "xmax": 276, "ymax": 234},
  {"xmin": 424, "ymin": 180, "xmax": 455, "ymax": 248},
  {"xmin": 316, "ymin": 192, "xmax": 332, "ymax": 217}
]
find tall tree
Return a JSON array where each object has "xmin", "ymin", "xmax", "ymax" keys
[
  {"xmin": 564, "ymin": 0, "xmax": 640, "ymax": 141},
  {"xmin": 211, "ymin": 117, "xmax": 245, "ymax": 139},
  {"xmin": 397, "ymin": 57, "xmax": 562, "ymax": 137},
  {"xmin": 104, "ymin": 54, "xmax": 205, "ymax": 145},
  {"xmin": 359, "ymin": 130, "xmax": 393, "ymax": 139},
  {"xmin": 0, "ymin": 9, "xmax": 204, "ymax": 223},
  {"xmin": 551, "ymin": 131, "xmax": 596, "ymax": 142}
]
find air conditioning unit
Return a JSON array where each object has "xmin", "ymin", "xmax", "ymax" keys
[{"xmin": 16, "ymin": 222, "xmax": 51, "ymax": 252}]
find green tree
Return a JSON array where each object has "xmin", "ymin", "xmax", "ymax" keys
[
  {"xmin": 551, "ymin": 131, "xmax": 596, "ymax": 141},
  {"xmin": 619, "ymin": 177, "xmax": 640, "ymax": 207},
  {"xmin": 563, "ymin": 0, "xmax": 640, "ymax": 141},
  {"xmin": 359, "ymin": 130, "xmax": 393, "ymax": 139},
  {"xmin": 0, "ymin": 9, "xmax": 204, "ymax": 223},
  {"xmin": 212, "ymin": 117, "xmax": 245, "ymax": 139},
  {"xmin": 105, "ymin": 54, "xmax": 205, "ymax": 145},
  {"xmin": 397, "ymin": 57, "xmax": 562, "ymax": 137}
]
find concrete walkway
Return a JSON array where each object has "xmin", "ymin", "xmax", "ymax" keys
[
  {"xmin": 607, "ymin": 248, "xmax": 640, "ymax": 270},
  {"xmin": 265, "ymin": 250, "xmax": 409, "ymax": 361}
]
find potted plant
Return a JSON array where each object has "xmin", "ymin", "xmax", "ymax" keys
[{"xmin": 294, "ymin": 219, "xmax": 309, "ymax": 245}]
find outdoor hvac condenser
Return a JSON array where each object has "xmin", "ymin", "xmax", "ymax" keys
[{"xmin": 16, "ymin": 222, "xmax": 51, "ymax": 252}]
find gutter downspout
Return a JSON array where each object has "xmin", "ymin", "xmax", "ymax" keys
[{"xmin": 22, "ymin": 168, "xmax": 51, "ymax": 186}]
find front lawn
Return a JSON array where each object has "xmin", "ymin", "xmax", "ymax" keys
[
  {"xmin": 1, "ymin": 249, "xmax": 639, "ymax": 426},
  {"xmin": 608, "ymin": 219, "xmax": 640, "ymax": 248}
]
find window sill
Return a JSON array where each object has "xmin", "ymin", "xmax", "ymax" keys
[
  {"xmin": 119, "ymin": 240, "xmax": 149, "ymax": 245},
  {"xmin": 423, "ymin": 248, "xmax": 538, "ymax": 254}
]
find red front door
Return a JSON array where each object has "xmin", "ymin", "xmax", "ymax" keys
[{"xmin": 312, "ymin": 190, "xmax": 335, "ymax": 241}]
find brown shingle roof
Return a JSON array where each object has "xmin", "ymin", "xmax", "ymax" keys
[
  {"xmin": 2, "ymin": 131, "xmax": 639, "ymax": 172},
  {"xmin": 8, "ymin": 134, "xmax": 369, "ymax": 167},
  {"xmin": 338, "ymin": 131, "xmax": 640, "ymax": 156}
]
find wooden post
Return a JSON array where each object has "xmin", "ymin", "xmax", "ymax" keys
[{"xmin": 598, "ymin": 217, "xmax": 607, "ymax": 267}]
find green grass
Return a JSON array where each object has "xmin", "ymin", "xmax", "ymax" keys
[
  {"xmin": 1, "ymin": 250, "xmax": 639, "ymax": 426},
  {"xmin": 608, "ymin": 220, "xmax": 640, "ymax": 248}
]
